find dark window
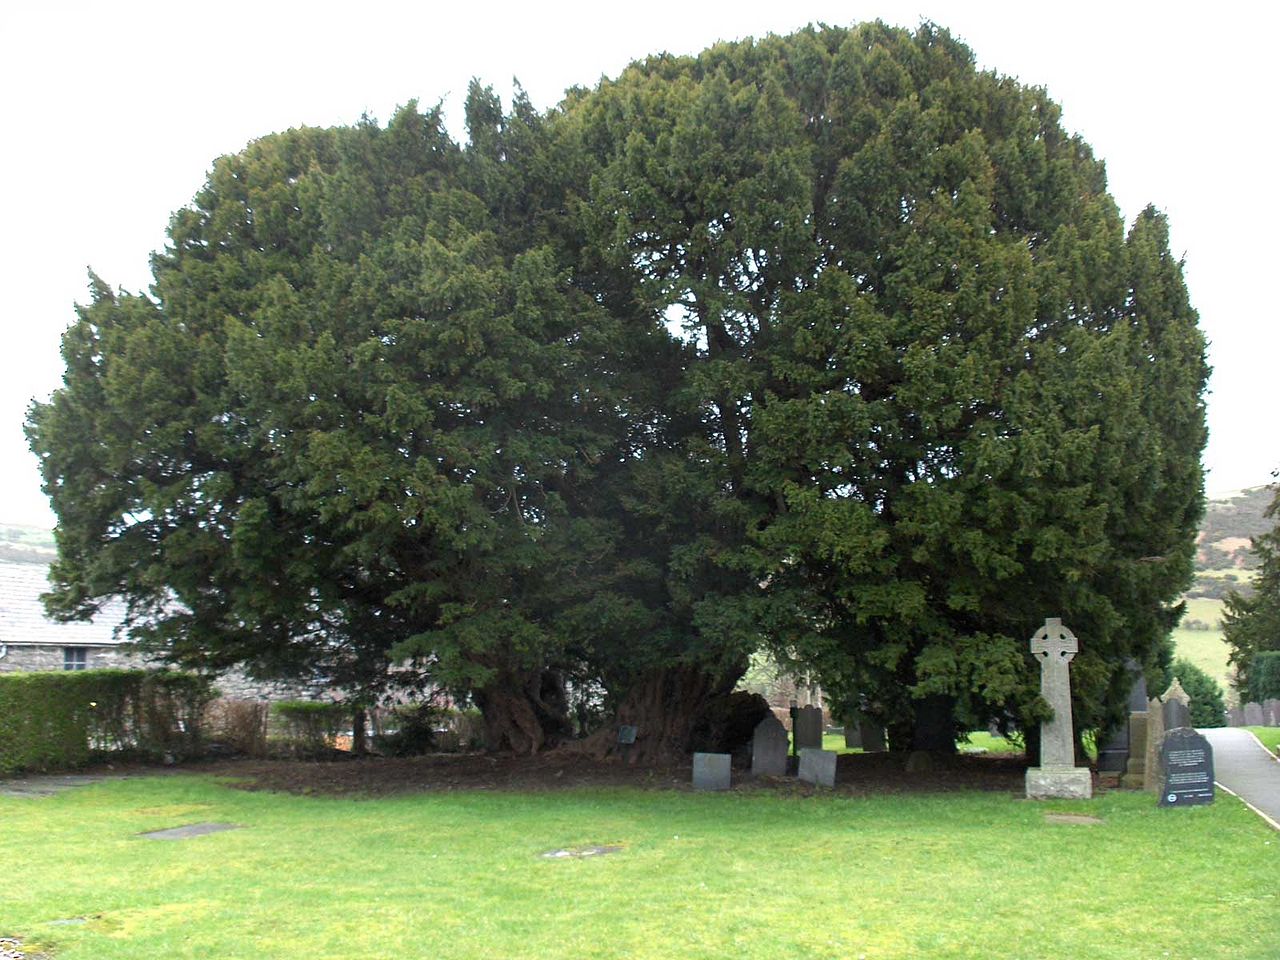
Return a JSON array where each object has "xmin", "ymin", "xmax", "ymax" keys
[{"xmin": 63, "ymin": 647, "xmax": 88, "ymax": 671}]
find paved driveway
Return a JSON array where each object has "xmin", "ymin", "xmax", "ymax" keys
[{"xmin": 1200, "ymin": 727, "xmax": 1280, "ymax": 828}]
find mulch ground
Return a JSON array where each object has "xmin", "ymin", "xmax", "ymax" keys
[{"xmin": 180, "ymin": 750, "xmax": 1038, "ymax": 799}]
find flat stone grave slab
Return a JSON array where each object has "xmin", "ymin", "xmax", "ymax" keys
[
  {"xmin": 0, "ymin": 774, "xmax": 107, "ymax": 798},
  {"xmin": 1044, "ymin": 813, "xmax": 1104, "ymax": 826},
  {"xmin": 139, "ymin": 822, "xmax": 242, "ymax": 841},
  {"xmin": 540, "ymin": 844, "xmax": 624, "ymax": 859},
  {"xmin": 692, "ymin": 752, "xmax": 731, "ymax": 791},
  {"xmin": 798, "ymin": 748, "xmax": 837, "ymax": 787}
]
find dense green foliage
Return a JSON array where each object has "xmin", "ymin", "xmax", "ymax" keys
[
  {"xmin": 1244, "ymin": 651, "xmax": 1280, "ymax": 702},
  {"xmin": 1167, "ymin": 657, "xmax": 1225, "ymax": 727},
  {"xmin": 0, "ymin": 669, "xmax": 213, "ymax": 773},
  {"xmin": 270, "ymin": 700, "xmax": 348, "ymax": 756},
  {"xmin": 27, "ymin": 22, "xmax": 1207, "ymax": 756},
  {"xmin": 1223, "ymin": 485, "xmax": 1280, "ymax": 695}
]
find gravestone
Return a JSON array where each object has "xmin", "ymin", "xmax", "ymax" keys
[
  {"xmin": 751, "ymin": 715, "xmax": 789, "ymax": 777},
  {"xmin": 1099, "ymin": 661, "xmax": 1147, "ymax": 773},
  {"xmin": 798, "ymin": 748, "xmax": 837, "ymax": 788},
  {"xmin": 858, "ymin": 720, "xmax": 887, "ymax": 753},
  {"xmin": 1024, "ymin": 618, "xmax": 1092, "ymax": 799},
  {"xmin": 1264, "ymin": 699, "xmax": 1280, "ymax": 726},
  {"xmin": 1121, "ymin": 711, "xmax": 1148, "ymax": 788},
  {"xmin": 692, "ymin": 752, "xmax": 731, "ymax": 791},
  {"xmin": 1162, "ymin": 697, "xmax": 1192, "ymax": 731},
  {"xmin": 1227, "ymin": 707, "xmax": 1245, "ymax": 727},
  {"xmin": 843, "ymin": 723, "xmax": 862, "ymax": 749},
  {"xmin": 1244, "ymin": 702, "xmax": 1265, "ymax": 726},
  {"xmin": 1158, "ymin": 728, "xmax": 1215, "ymax": 807},
  {"xmin": 1144, "ymin": 696, "xmax": 1166, "ymax": 794},
  {"xmin": 793, "ymin": 705, "xmax": 824, "ymax": 751},
  {"xmin": 140, "ymin": 822, "xmax": 242, "ymax": 840}
]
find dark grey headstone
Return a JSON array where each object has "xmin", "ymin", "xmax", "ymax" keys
[
  {"xmin": 692, "ymin": 752, "xmax": 731, "ymax": 791},
  {"xmin": 617, "ymin": 725, "xmax": 637, "ymax": 745},
  {"xmin": 1158, "ymin": 728, "xmax": 1214, "ymax": 807},
  {"xmin": 1264, "ymin": 699, "xmax": 1280, "ymax": 727},
  {"xmin": 1227, "ymin": 707, "xmax": 1245, "ymax": 727},
  {"xmin": 793, "ymin": 705, "xmax": 824, "ymax": 751},
  {"xmin": 798, "ymin": 748, "xmax": 837, "ymax": 787},
  {"xmin": 140, "ymin": 822, "xmax": 242, "ymax": 841},
  {"xmin": 843, "ymin": 724, "xmax": 862, "ymax": 749},
  {"xmin": 751, "ymin": 715, "xmax": 789, "ymax": 777},
  {"xmin": 1244, "ymin": 702, "xmax": 1265, "ymax": 726},
  {"xmin": 1162, "ymin": 697, "xmax": 1192, "ymax": 731},
  {"xmin": 1125, "ymin": 661, "xmax": 1150, "ymax": 712},
  {"xmin": 858, "ymin": 720, "xmax": 887, "ymax": 753}
]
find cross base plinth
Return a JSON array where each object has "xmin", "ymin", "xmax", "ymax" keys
[{"xmin": 1025, "ymin": 765, "xmax": 1093, "ymax": 800}]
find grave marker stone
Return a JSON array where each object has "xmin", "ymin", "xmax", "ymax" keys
[
  {"xmin": 1264, "ymin": 699, "xmax": 1280, "ymax": 726},
  {"xmin": 1144, "ymin": 696, "xmax": 1165, "ymax": 794},
  {"xmin": 858, "ymin": 720, "xmax": 887, "ymax": 753},
  {"xmin": 798, "ymin": 748, "xmax": 837, "ymax": 787},
  {"xmin": 692, "ymin": 752, "xmax": 732, "ymax": 791},
  {"xmin": 793, "ymin": 705, "xmax": 824, "ymax": 751},
  {"xmin": 1158, "ymin": 728, "xmax": 1215, "ymax": 807},
  {"xmin": 1227, "ymin": 707, "xmax": 1245, "ymax": 727},
  {"xmin": 843, "ymin": 723, "xmax": 862, "ymax": 749},
  {"xmin": 751, "ymin": 715, "xmax": 789, "ymax": 777},
  {"xmin": 1121, "ymin": 710, "xmax": 1148, "ymax": 788},
  {"xmin": 1244, "ymin": 702, "xmax": 1265, "ymax": 726},
  {"xmin": 1099, "ymin": 661, "xmax": 1147, "ymax": 773},
  {"xmin": 1024, "ymin": 618, "xmax": 1092, "ymax": 799},
  {"xmin": 1162, "ymin": 696, "xmax": 1192, "ymax": 731}
]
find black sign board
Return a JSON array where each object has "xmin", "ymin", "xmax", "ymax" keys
[{"xmin": 1159, "ymin": 728, "xmax": 1215, "ymax": 807}]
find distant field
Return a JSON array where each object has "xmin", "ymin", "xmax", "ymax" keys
[{"xmin": 1173, "ymin": 597, "xmax": 1236, "ymax": 704}]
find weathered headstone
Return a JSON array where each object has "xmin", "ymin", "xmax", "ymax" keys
[
  {"xmin": 1264, "ymin": 699, "xmax": 1280, "ymax": 726},
  {"xmin": 1244, "ymin": 701, "xmax": 1265, "ymax": 726},
  {"xmin": 1144, "ymin": 696, "xmax": 1166, "ymax": 794},
  {"xmin": 1158, "ymin": 728, "xmax": 1215, "ymax": 807},
  {"xmin": 1121, "ymin": 710, "xmax": 1148, "ymax": 788},
  {"xmin": 1227, "ymin": 706, "xmax": 1245, "ymax": 727},
  {"xmin": 858, "ymin": 720, "xmax": 887, "ymax": 753},
  {"xmin": 140, "ymin": 822, "xmax": 242, "ymax": 840},
  {"xmin": 751, "ymin": 715, "xmax": 789, "ymax": 777},
  {"xmin": 793, "ymin": 705, "xmax": 824, "ymax": 751},
  {"xmin": 798, "ymin": 748, "xmax": 837, "ymax": 788},
  {"xmin": 1162, "ymin": 697, "xmax": 1192, "ymax": 731},
  {"xmin": 692, "ymin": 752, "xmax": 732, "ymax": 791},
  {"xmin": 1161, "ymin": 678, "xmax": 1192, "ymax": 730},
  {"xmin": 1099, "ymin": 661, "xmax": 1148, "ymax": 773},
  {"xmin": 843, "ymin": 723, "xmax": 862, "ymax": 749},
  {"xmin": 1024, "ymin": 618, "xmax": 1092, "ymax": 799}
]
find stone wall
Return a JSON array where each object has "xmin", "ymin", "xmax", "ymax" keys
[{"xmin": 0, "ymin": 644, "xmax": 323, "ymax": 702}]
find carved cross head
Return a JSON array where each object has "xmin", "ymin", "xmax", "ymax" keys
[{"xmin": 1030, "ymin": 617, "xmax": 1078, "ymax": 662}]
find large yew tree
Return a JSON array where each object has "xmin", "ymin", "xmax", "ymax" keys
[{"xmin": 30, "ymin": 22, "xmax": 1207, "ymax": 758}]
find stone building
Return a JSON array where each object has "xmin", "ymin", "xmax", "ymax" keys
[{"xmin": 0, "ymin": 559, "xmax": 315, "ymax": 700}]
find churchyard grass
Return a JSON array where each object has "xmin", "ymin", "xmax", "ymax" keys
[
  {"xmin": 1246, "ymin": 726, "xmax": 1280, "ymax": 756},
  {"xmin": 2, "ymin": 775, "xmax": 1277, "ymax": 959}
]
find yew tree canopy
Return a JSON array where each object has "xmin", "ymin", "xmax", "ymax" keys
[{"xmin": 28, "ymin": 21, "xmax": 1207, "ymax": 746}]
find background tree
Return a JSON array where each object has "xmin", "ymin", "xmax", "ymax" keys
[{"xmin": 1223, "ymin": 483, "xmax": 1280, "ymax": 699}]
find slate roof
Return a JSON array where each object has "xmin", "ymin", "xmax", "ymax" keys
[{"xmin": 0, "ymin": 560, "xmax": 130, "ymax": 647}]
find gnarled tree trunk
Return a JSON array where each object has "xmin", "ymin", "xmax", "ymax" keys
[
  {"xmin": 568, "ymin": 664, "xmax": 760, "ymax": 765},
  {"xmin": 473, "ymin": 668, "xmax": 573, "ymax": 755}
]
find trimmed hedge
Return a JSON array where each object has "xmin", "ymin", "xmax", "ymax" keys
[{"xmin": 0, "ymin": 669, "xmax": 215, "ymax": 774}]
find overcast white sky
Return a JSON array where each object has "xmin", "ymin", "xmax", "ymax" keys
[{"xmin": 2, "ymin": 1, "xmax": 1275, "ymax": 528}]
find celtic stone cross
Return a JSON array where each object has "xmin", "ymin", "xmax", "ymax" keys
[{"xmin": 1031, "ymin": 617, "xmax": 1078, "ymax": 768}]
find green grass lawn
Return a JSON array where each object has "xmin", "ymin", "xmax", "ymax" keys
[
  {"xmin": 1245, "ymin": 726, "xmax": 1280, "ymax": 756},
  {"xmin": 2, "ymin": 775, "xmax": 1277, "ymax": 959},
  {"xmin": 1173, "ymin": 596, "xmax": 1234, "ymax": 699}
]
